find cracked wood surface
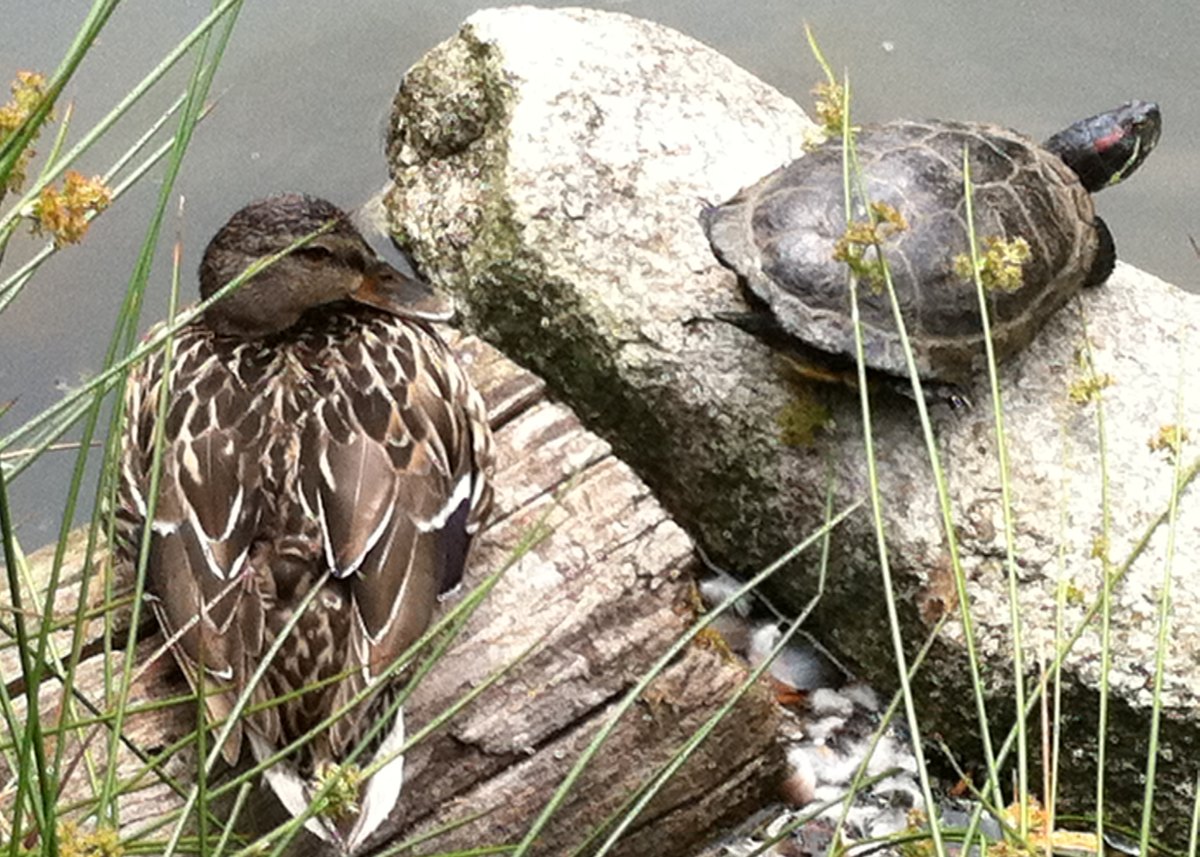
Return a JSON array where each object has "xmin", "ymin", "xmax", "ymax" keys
[{"xmin": 4, "ymin": 334, "xmax": 783, "ymax": 856}]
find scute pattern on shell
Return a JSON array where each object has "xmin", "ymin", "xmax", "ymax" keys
[{"xmin": 706, "ymin": 120, "xmax": 1097, "ymax": 383}]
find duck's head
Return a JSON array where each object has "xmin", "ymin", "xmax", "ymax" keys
[{"xmin": 199, "ymin": 193, "xmax": 450, "ymax": 338}]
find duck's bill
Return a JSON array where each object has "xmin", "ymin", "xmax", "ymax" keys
[{"xmin": 352, "ymin": 265, "xmax": 456, "ymax": 322}]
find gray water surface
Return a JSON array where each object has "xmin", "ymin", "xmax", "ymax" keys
[{"xmin": 2, "ymin": 0, "xmax": 1196, "ymax": 544}]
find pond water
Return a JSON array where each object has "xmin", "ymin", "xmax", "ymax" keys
[{"xmin": 2, "ymin": 0, "xmax": 1196, "ymax": 545}]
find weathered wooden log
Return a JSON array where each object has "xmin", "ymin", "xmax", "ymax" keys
[
  {"xmin": 1, "ymin": 334, "xmax": 784, "ymax": 855},
  {"xmin": 383, "ymin": 6, "xmax": 1200, "ymax": 844}
]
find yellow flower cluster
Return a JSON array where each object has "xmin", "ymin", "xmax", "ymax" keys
[
  {"xmin": 32, "ymin": 170, "xmax": 112, "ymax": 247},
  {"xmin": 832, "ymin": 200, "xmax": 909, "ymax": 292},
  {"xmin": 1067, "ymin": 370, "xmax": 1114, "ymax": 405},
  {"xmin": 953, "ymin": 235, "xmax": 1032, "ymax": 292},
  {"xmin": 57, "ymin": 821, "xmax": 123, "ymax": 857},
  {"xmin": 314, "ymin": 760, "xmax": 364, "ymax": 822},
  {"xmin": 0, "ymin": 71, "xmax": 49, "ymax": 193},
  {"xmin": 811, "ymin": 80, "xmax": 846, "ymax": 136},
  {"xmin": 1148, "ymin": 423, "xmax": 1190, "ymax": 456}
]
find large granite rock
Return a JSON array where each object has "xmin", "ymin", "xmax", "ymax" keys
[{"xmin": 384, "ymin": 5, "xmax": 1200, "ymax": 842}]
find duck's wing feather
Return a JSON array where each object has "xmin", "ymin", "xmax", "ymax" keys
[
  {"xmin": 117, "ymin": 335, "xmax": 268, "ymax": 763},
  {"xmin": 301, "ymin": 321, "xmax": 493, "ymax": 693},
  {"xmin": 117, "ymin": 318, "xmax": 494, "ymax": 774}
]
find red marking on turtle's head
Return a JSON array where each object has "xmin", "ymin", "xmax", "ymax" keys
[
  {"xmin": 1043, "ymin": 101, "xmax": 1161, "ymax": 192},
  {"xmin": 1092, "ymin": 126, "xmax": 1129, "ymax": 154}
]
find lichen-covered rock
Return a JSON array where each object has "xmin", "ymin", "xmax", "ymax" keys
[
  {"xmin": 386, "ymin": 6, "xmax": 1200, "ymax": 842},
  {"xmin": 387, "ymin": 5, "xmax": 817, "ymax": 571}
]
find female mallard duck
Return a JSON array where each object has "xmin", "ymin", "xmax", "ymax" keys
[{"xmin": 116, "ymin": 194, "xmax": 494, "ymax": 853}]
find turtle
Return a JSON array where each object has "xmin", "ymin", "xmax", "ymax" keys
[{"xmin": 702, "ymin": 100, "xmax": 1162, "ymax": 386}]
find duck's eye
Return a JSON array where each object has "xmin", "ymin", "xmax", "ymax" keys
[{"xmin": 292, "ymin": 245, "xmax": 334, "ymax": 262}]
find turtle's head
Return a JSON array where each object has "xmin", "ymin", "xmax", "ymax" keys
[{"xmin": 1043, "ymin": 100, "xmax": 1161, "ymax": 193}]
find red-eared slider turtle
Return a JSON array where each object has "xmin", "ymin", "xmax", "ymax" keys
[{"xmin": 702, "ymin": 101, "xmax": 1161, "ymax": 385}]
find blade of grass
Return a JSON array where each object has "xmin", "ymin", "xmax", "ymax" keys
[
  {"xmin": 809, "ymin": 25, "xmax": 1003, "ymax": 838},
  {"xmin": 988, "ymin": 451, "xmax": 1200, "ymax": 783},
  {"xmin": 1075, "ymin": 304, "xmax": 1113, "ymax": 846},
  {"xmin": 837, "ymin": 75, "xmax": 947, "ymax": 857},
  {"xmin": 1137, "ymin": 351, "xmax": 1188, "ymax": 854},
  {"xmin": 747, "ymin": 768, "xmax": 911, "ymax": 857},
  {"xmin": 98, "ymin": 242, "xmax": 181, "ymax": 823},
  {"xmin": 0, "ymin": 0, "xmax": 118, "ymax": 185},
  {"xmin": 408, "ymin": 848, "xmax": 516, "ymax": 857},
  {"xmin": 508, "ymin": 499, "xmax": 861, "ymax": 857},
  {"xmin": 210, "ymin": 781, "xmax": 253, "ymax": 857},
  {"xmin": 0, "ymin": 89, "xmax": 196, "ymax": 314},
  {"xmin": 247, "ymin": 512, "xmax": 554, "ymax": 856},
  {"xmin": 815, "ymin": 32, "xmax": 1009, "ymax": 814},
  {"xmin": 4, "ymin": 28, "xmax": 242, "ymax": 836},
  {"xmin": 0, "ymin": 468, "xmax": 55, "ymax": 853},
  {"xmin": 143, "ymin": 501, "xmax": 554, "ymax": 854},
  {"xmin": 0, "ymin": 212, "xmax": 333, "ymax": 478},
  {"xmin": 35, "ymin": 101, "xmax": 74, "ymax": 185},
  {"xmin": 0, "ymin": 0, "xmax": 243, "ymax": 236},
  {"xmin": 373, "ymin": 808, "xmax": 512, "ymax": 857},
  {"xmin": 187, "ymin": 200, "xmax": 215, "ymax": 854},
  {"xmin": 96, "ymin": 0, "xmax": 245, "ymax": 823},
  {"xmin": 1049, "ymin": 420, "xmax": 1075, "ymax": 834},
  {"xmin": 259, "ymin": 621, "xmax": 547, "ymax": 857},
  {"xmin": 1188, "ymin": 771, "xmax": 1200, "ymax": 857},
  {"xmin": 821, "ymin": 614, "xmax": 952, "ymax": 857},
  {"xmin": 65, "ymin": 218, "xmax": 341, "ymax": 838},
  {"xmin": 160, "ymin": 568, "xmax": 334, "ymax": 857},
  {"xmin": 584, "ymin": 467, "xmax": 840, "ymax": 856},
  {"xmin": 960, "ymin": 144, "xmax": 1029, "ymax": 832},
  {"xmin": 26, "ymin": 176, "xmax": 183, "ymax": 828}
]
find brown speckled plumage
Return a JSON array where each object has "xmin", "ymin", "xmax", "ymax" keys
[{"xmin": 115, "ymin": 194, "xmax": 493, "ymax": 852}]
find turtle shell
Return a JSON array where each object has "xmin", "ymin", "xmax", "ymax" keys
[{"xmin": 704, "ymin": 120, "xmax": 1098, "ymax": 384}]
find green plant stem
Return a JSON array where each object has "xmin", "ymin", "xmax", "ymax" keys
[
  {"xmin": 961, "ymin": 145, "xmax": 1028, "ymax": 831},
  {"xmin": 0, "ymin": 89, "xmax": 195, "ymax": 314},
  {"xmin": 1188, "ymin": 771, "xmax": 1200, "ymax": 857},
  {"xmin": 508, "ymin": 500, "xmax": 861, "ymax": 857},
  {"xmin": 96, "ymin": 0, "xmax": 245, "ymax": 821},
  {"xmin": 1, "ymin": 467, "xmax": 56, "ymax": 854},
  {"xmin": 0, "ymin": 1, "xmax": 119, "ymax": 185},
  {"xmin": 990, "ymin": 453, "xmax": 1200, "ymax": 780},
  {"xmin": 585, "ymin": 470, "xmax": 839, "ymax": 857},
  {"xmin": 839, "ymin": 77, "xmax": 947, "ymax": 857},
  {"xmin": 244, "ymin": 514, "xmax": 552, "ymax": 856},
  {"xmin": 1076, "ymin": 306, "xmax": 1113, "ymax": 844},
  {"xmin": 0, "ymin": 0, "xmax": 243, "ymax": 237},
  {"xmin": 1137, "ymin": 350, "xmax": 1188, "ymax": 854}
]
